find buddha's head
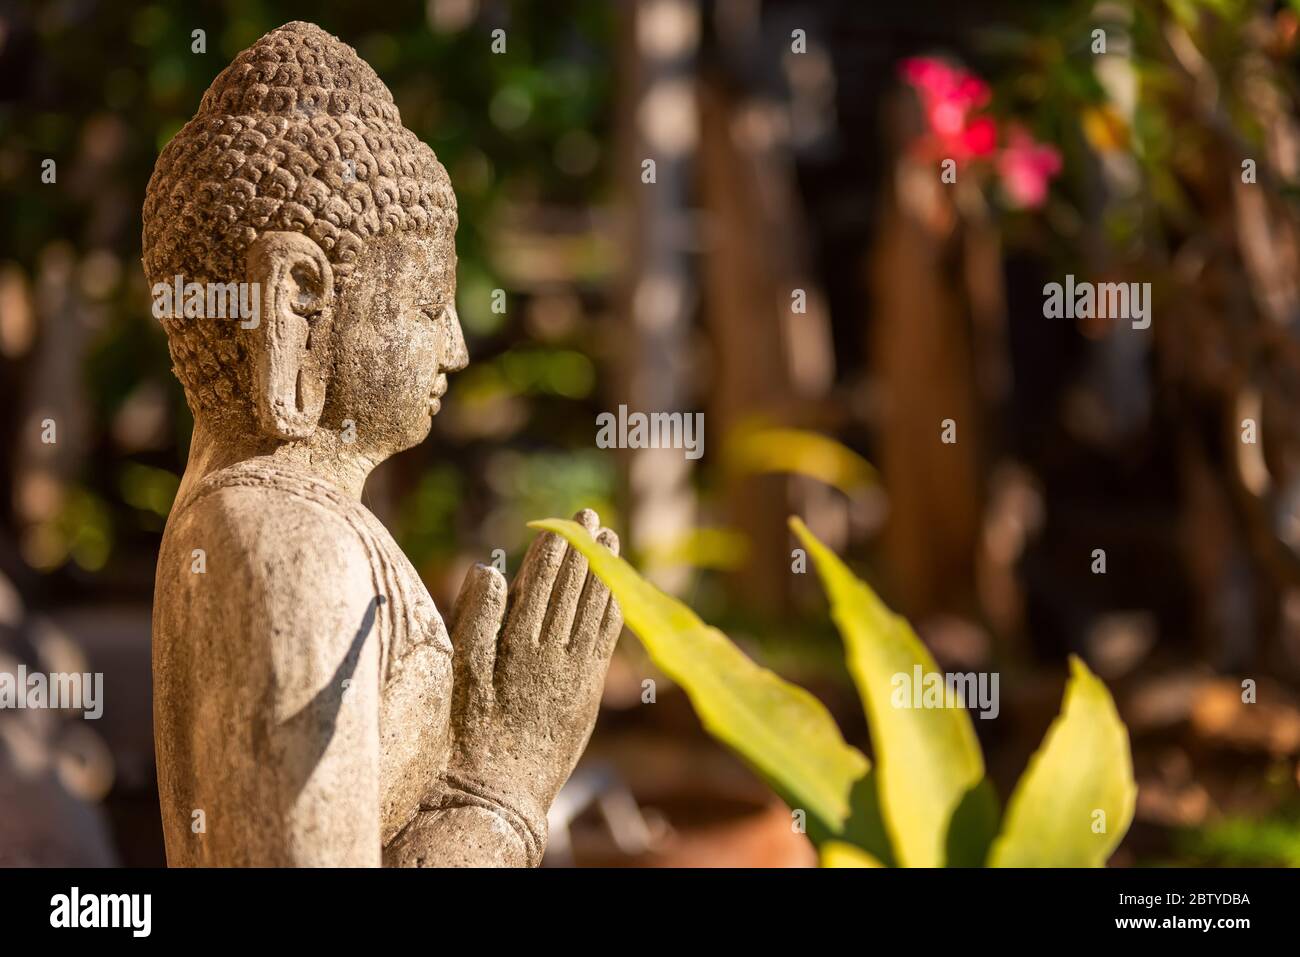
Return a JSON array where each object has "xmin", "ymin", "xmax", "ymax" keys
[{"xmin": 142, "ymin": 21, "xmax": 466, "ymax": 464}]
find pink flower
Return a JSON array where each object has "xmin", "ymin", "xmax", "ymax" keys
[
  {"xmin": 900, "ymin": 57, "xmax": 990, "ymax": 115},
  {"xmin": 899, "ymin": 56, "xmax": 1065, "ymax": 207},
  {"xmin": 900, "ymin": 56, "xmax": 996, "ymax": 161},
  {"xmin": 997, "ymin": 126, "xmax": 1062, "ymax": 209}
]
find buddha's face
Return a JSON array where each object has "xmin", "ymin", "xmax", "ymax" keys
[{"xmin": 322, "ymin": 231, "xmax": 468, "ymax": 461}]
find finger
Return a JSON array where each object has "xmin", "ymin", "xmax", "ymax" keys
[
  {"xmin": 542, "ymin": 509, "xmax": 599, "ymax": 653},
  {"xmin": 449, "ymin": 563, "xmax": 506, "ymax": 716},
  {"xmin": 500, "ymin": 525, "xmax": 568, "ymax": 652},
  {"xmin": 594, "ymin": 589, "xmax": 624, "ymax": 662},
  {"xmin": 570, "ymin": 527, "xmax": 618, "ymax": 655}
]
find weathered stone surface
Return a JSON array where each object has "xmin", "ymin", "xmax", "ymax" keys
[{"xmin": 142, "ymin": 21, "xmax": 621, "ymax": 866}]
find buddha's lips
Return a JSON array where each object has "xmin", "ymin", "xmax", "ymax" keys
[{"xmin": 428, "ymin": 374, "xmax": 448, "ymax": 413}]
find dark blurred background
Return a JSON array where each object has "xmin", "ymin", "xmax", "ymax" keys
[{"xmin": 2, "ymin": 0, "xmax": 1300, "ymax": 867}]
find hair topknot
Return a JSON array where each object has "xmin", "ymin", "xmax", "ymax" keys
[{"xmin": 142, "ymin": 21, "xmax": 456, "ymax": 425}]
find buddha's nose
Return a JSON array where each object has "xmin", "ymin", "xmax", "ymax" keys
[{"xmin": 439, "ymin": 302, "xmax": 469, "ymax": 372}]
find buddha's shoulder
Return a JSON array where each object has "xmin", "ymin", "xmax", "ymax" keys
[
  {"xmin": 153, "ymin": 466, "xmax": 397, "ymax": 687},
  {"xmin": 161, "ymin": 463, "xmax": 382, "ymax": 584}
]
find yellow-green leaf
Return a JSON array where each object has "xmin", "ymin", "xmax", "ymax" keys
[
  {"xmin": 640, "ymin": 526, "xmax": 750, "ymax": 572},
  {"xmin": 791, "ymin": 516, "xmax": 985, "ymax": 867},
  {"xmin": 724, "ymin": 423, "xmax": 879, "ymax": 497},
  {"xmin": 987, "ymin": 656, "xmax": 1136, "ymax": 867},
  {"xmin": 532, "ymin": 517, "xmax": 871, "ymax": 838},
  {"xmin": 821, "ymin": 841, "xmax": 885, "ymax": 868}
]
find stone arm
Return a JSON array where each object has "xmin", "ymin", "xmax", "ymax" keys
[
  {"xmin": 153, "ymin": 491, "xmax": 390, "ymax": 866},
  {"xmin": 384, "ymin": 509, "xmax": 623, "ymax": 867}
]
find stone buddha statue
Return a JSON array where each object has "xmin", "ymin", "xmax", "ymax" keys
[{"xmin": 142, "ymin": 21, "xmax": 622, "ymax": 866}]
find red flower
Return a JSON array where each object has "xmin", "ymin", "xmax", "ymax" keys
[
  {"xmin": 900, "ymin": 56, "xmax": 996, "ymax": 161},
  {"xmin": 959, "ymin": 115, "xmax": 998, "ymax": 158}
]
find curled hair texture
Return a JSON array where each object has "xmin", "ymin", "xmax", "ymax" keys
[{"xmin": 142, "ymin": 21, "xmax": 456, "ymax": 426}]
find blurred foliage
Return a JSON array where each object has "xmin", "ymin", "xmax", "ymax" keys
[
  {"xmin": 972, "ymin": 0, "xmax": 1300, "ymax": 238},
  {"xmin": 457, "ymin": 346, "xmax": 597, "ymax": 402},
  {"xmin": 1175, "ymin": 801, "xmax": 1300, "ymax": 866},
  {"xmin": 474, "ymin": 448, "xmax": 618, "ymax": 564},
  {"xmin": 32, "ymin": 487, "xmax": 112, "ymax": 572},
  {"xmin": 118, "ymin": 462, "xmax": 178, "ymax": 521}
]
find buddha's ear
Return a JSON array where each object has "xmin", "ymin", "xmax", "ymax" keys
[{"xmin": 245, "ymin": 231, "xmax": 335, "ymax": 441}]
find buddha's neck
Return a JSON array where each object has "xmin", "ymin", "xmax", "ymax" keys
[{"xmin": 176, "ymin": 420, "xmax": 378, "ymax": 508}]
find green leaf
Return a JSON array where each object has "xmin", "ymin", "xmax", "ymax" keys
[
  {"xmin": 820, "ymin": 841, "xmax": 885, "ymax": 868},
  {"xmin": 532, "ymin": 517, "xmax": 871, "ymax": 840},
  {"xmin": 791, "ymin": 517, "xmax": 985, "ymax": 867},
  {"xmin": 944, "ymin": 778, "xmax": 1001, "ymax": 868},
  {"xmin": 840, "ymin": 768, "xmax": 898, "ymax": 866},
  {"xmin": 987, "ymin": 656, "xmax": 1136, "ymax": 867}
]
